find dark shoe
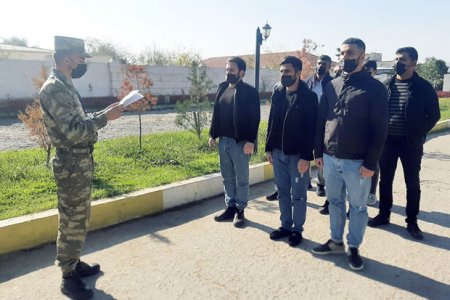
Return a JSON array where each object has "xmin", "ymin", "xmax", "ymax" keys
[
  {"xmin": 407, "ymin": 222, "xmax": 424, "ymax": 240},
  {"xmin": 288, "ymin": 231, "xmax": 302, "ymax": 247},
  {"xmin": 270, "ymin": 228, "xmax": 291, "ymax": 240},
  {"xmin": 266, "ymin": 191, "xmax": 278, "ymax": 201},
  {"xmin": 348, "ymin": 247, "xmax": 364, "ymax": 271},
  {"xmin": 311, "ymin": 239, "xmax": 345, "ymax": 255},
  {"xmin": 316, "ymin": 185, "xmax": 326, "ymax": 197},
  {"xmin": 308, "ymin": 181, "xmax": 313, "ymax": 190},
  {"xmin": 346, "ymin": 210, "xmax": 350, "ymax": 220},
  {"xmin": 61, "ymin": 272, "xmax": 93, "ymax": 300},
  {"xmin": 319, "ymin": 201, "xmax": 329, "ymax": 215},
  {"xmin": 214, "ymin": 207, "xmax": 236, "ymax": 222},
  {"xmin": 74, "ymin": 261, "xmax": 100, "ymax": 277},
  {"xmin": 367, "ymin": 214, "xmax": 390, "ymax": 227},
  {"xmin": 233, "ymin": 209, "xmax": 245, "ymax": 228}
]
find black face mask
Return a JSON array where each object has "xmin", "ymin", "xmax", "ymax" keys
[
  {"xmin": 72, "ymin": 63, "xmax": 87, "ymax": 79},
  {"xmin": 342, "ymin": 59, "xmax": 358, "ymax": 73},
  {"xmin": 226, "ymin": 73, "xmax": 240, "ymax": 84},
  {"xmin": 316, "ymin": 66, "xmax": 327, "ymax": 77},
  {"xmin": 281, "ymin": 75, "xmax": 296, "ymax": 87},
  {"xmin": 394, "ymin": 62, "xmax": 408, "ymax": 76}
]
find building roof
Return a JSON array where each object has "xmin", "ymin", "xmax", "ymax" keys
[{"xmin": 202, "ymin": 51, "xmax": 320, "ymax": 69}]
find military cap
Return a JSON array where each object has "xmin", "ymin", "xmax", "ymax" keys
[{"xmin": 54, "ymin": 36, "xmax": 91, "ymax": 57}]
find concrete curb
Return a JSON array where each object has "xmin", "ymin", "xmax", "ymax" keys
[{"xmin": 1, "ymin": 120, "xmax": 448, "ymax": 255}]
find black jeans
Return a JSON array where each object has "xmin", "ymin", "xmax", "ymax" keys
[{"xmin": 379, "ymin": 135, "xmax": 423, "ymax": 224}]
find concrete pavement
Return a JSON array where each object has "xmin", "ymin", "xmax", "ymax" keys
[{"xmin": 1, "ymin": 131, "xmax": 449, "ymax": 299}]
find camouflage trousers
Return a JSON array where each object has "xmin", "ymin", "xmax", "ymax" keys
[{"xmin": 52, "ymin": 149, "xmax": 94, "ymax": 274}]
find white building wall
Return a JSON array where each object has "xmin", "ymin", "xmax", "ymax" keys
[{"xmin": 443, "ymin": 74, "xmax": 450, "ymax": 92}]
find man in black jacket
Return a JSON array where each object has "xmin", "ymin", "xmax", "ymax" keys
[
  {"xmin": 311, "ymin": 38, "xmax": 388, "ymax": 271},
  {"xmin": 368, "ymin": 47, "xmax": 440, "ymax": 240},
  {"xmin": 209, "ymin": 57, "xmax": 260, "ymax": 228},
  {"xmin": 305, "ymin": 55, "xmax": 333, "ymax": 203},
  {"xmin": 266, "ymin": 56, "xmax": 318, "ymax": 247}
]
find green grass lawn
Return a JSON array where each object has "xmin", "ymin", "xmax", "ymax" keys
[
  {"xmin": 0, "ymin": 123, "xmax": 268, "ymax": 220},
  {"xmin": 439, "ymin": 97, "xmax": 450, "ymax": 120}
]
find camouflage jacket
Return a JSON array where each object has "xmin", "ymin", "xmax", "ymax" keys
[{"xmin": 39, "ymin": 69, "xmax": 107, "ymax": 148}]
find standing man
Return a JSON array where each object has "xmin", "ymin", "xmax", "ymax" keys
[
  {"xmin": 266, "ymin": 56, "xmax": 318, "ymax": 247},
  {"xmin": 209, "ymin": 57, "xmax": 260, "ymax": 228},
  {"xmin": 363, "ymin": 59, "xmax": 380, "ymax": 206},
  {"xmin": 312, "ymin": 38, "xmax": 388, "ymax": 271},
  {"xmin": 39, "ymin": 36, "xmax": 124, "ymax": 299},
  {"xmin": 368, "ymin": 47, "xmax": 440, "ymax": 240},
  {"xmin": 305, "ymin": 55, "xmax": 333, "ymax": 211}
]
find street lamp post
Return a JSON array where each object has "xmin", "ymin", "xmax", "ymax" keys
[{"xmin": 255, "ymin": 22, "xmax": 271, "ymax": 92}]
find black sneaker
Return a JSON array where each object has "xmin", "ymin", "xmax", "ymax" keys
[
  {"xmin": 75, "ymin": 261, "xmax": 100, "ymax": 277},
  {"xmin": 407, "ymin": 222, "xmax": 424, "ymax": 240},
  {"xmin": 316, "ymin": 185, "xmax": 326, "ymax": 197},
  {"xmin": 266, "ymin": 191, "xmax": 278, "ymax": 201},
  {"xmin": 269, "ymin": 228, "xmax": 291, "ymax": 240},
  {"xmin": 348, "ymin": 247, "xmax": 364, "ymax": 271},
  {"xmin": 233, "ymin": 209, "xmax": 245, "ymax": 228},
  {"xmin": 61, "ymin": 271, "xmax": 94, "ymax": 300},
  {"xmin": 214, "ymin": 207, "xmax": 236, "ymax": 222},
  {"xmin": 311, "ymin": 239, "xmax": 345, "ymax": 255},
  {"xmin": 346, "ymin": 210, "xmax": 350, "ymax": 220},
  {"xmin": 288, "ymin": 231, "xmax": 302, "ymax": 247},
  {"xmin": 367, "ymin": 214, "xmax": 390, "ymax": 227},
  {"xmin": 308, "ymin": 181, "xmax": 313, "ymax": 190},
  {"xmin": 319, "ymin": 201, "xmax": 329, "ymax": 215}
]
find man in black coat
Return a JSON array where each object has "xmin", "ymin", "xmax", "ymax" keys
[
  {"xmin": 209, "ymin": 57, "xmax": 260, "ymax": 228},
  {"xmin": 368, "ymin": 47, "xmax": 441, "ymax": 240},
  {"xmin": 266, "ymin": 56, "xmax": 318, "ymax": 247}
]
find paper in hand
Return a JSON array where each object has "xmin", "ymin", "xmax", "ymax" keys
[{"xmin": 119, "ymin": 90, "xmax": 144, "ymax": 107}]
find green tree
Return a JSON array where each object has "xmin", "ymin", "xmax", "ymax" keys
[
  {"xmin": 175, "ymin": 62, "xmax": 215, "ymax": 139},
  {"xmin": 85, "ymin": 38, "xmax": 132, "ymax": 63},
  {"xmin": 417, "ymin": 57, "xmax": 449, "ymax": 90},
  {"xmin": 2, "ymin": 36, "xmax": 28, "ymax": 47}
]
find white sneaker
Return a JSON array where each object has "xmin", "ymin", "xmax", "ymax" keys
[{"xmin": 367, "ymin": 194, "xmax": 377, "ymax": 206}]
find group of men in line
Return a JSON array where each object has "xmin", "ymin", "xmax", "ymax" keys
[
  {"xmin": 38, "ymin": 36, "xmax": 439, "ymax": 298},
  {"xmin": 210, "ymin": 37, "xmax": 440, "ymax": 273}
]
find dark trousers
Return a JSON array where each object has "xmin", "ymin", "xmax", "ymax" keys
[
  {"xmin": 379, "ymin": 136, "xmax": 423, "ymax": 224},
  {"xmin": 370, "ymin": 167, "xmax": 379, "ymax": 195}
]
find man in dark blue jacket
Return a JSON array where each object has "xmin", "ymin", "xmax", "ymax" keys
[
  {"xmin": 312, "ymin": 38, "xmax": 388, "ymax": 271},
  {"xmin": 209, "ymin": 57, "xmax": 260, "ymax": 228},
  {"xmin": 266, "ymin": 56, "xmax": 318, "ymax": 247},
  {"xmin": 368, "ymin": 47, "xmax": 440, "ymax": 240}
]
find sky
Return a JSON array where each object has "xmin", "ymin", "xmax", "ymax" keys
[{"xmin": 1, "ymin": 0, "xmax": 450, "ymax": 63}]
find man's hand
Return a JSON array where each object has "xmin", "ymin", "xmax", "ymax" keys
[
  {"xmin": 243, "ymin": 142, "xmax": 254, "ymax": 155},
  {"xmin": 360, "ymin": 165, "xmax": 375, "ymax": 178},
  {"xmin": 104, "ymin": 102, "xmax": 124, "ymax": 122},
  {"xmin": 208, "ymin": 138, "xmax": 216, "ymax": 148},
  {"xmin": 265, "ymin": 152, "xmax": 273, "ymax": 164},
  {"xmin": 298, "ymin": 159, "xmax": 310, "ymax": 175},
  {"xmin": 315, "ymin": 158, "xmax": 323, "ymax": 169}
]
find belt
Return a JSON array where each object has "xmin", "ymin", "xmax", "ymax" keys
[{"xmin": 56, "ymin": 145, "xmax": 94, "ymax": 155}]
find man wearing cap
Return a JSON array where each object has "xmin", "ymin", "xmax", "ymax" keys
[{"xmin": 39, "ymin": 36, "xmax": 124, "ymax": 299}]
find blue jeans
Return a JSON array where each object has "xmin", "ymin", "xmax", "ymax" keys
[
  {"xmin": 323, "ymin": 154, "xmax": 371, "ymax": 248},
  {"xmin": 218, "ymin": 137, "xmax": 251, "ymax": 210},
  {"xmin": 272, "ymin": 149, "xmax": 308, "ymax": 232}
]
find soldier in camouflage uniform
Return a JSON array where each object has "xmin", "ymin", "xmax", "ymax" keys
[{"xmin": 39, "ymin": 36, "xmax": 123, "ymax": 299}]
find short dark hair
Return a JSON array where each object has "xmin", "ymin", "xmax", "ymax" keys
[
  {"xmin": 318, "ymin": 55, "xmax": 332, "ymax": 64},
  {"xmin": 396, "ymin": 47, "xmax": 418, "ymax": 62},
  {"xmin": 280, "ymin": 56, "xmax": 303, "ymax": 72},
  {"xmin": 227, "ymin": 57, "xmax": 246, "ymax": 72},
  {"xmin": 342, "ymin": 38, "xmax": 366, "ymax": 52},
  {"xmin": 364, "ymin": 60, "xmax": 377, "ymax": 70}
]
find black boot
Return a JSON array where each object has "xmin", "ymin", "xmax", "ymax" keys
[
  {"xmin": 61, "ymin": 271, "xmax": 93, "ymax": 300},
  {"xmin": 214, "ymin": 206, "xmax": 236, "ymax": 222},
  {"xmin": 266, "ymin": 191, "xmax": 278, "ymax": 201},
  {"xmin": 316, "ymin": 185, "xmax": 326, "ymax": 197},
  {"xmin": 407, "ymin": 222, "xmax": 424, "ymax": 240},
  {"xmin": 75, "ymin": 261, "xmax": 100, "ymax": 277},
  {"xmin": 233, "ymin": 209, "xmax": 245, "ymax": 228},
  {"xmin": 319, "ymin": 200, "xmax": 329, "ymax": 215}
]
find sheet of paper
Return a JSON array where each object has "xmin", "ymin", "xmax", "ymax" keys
[{"xmin": 119, "ymin": 90, "xmax": 144, "ymax": 107}]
